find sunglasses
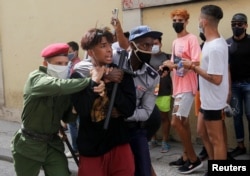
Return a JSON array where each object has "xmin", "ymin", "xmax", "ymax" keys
[{"xmin": 231, "ymin": 22, "xmax": 246, "ymax": 27}]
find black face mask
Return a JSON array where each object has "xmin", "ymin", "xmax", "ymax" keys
[
  {"xmin": 134, "ymin": 50, "xmax": 151, "ymax": 64},
  {"xmin": 173, "ymin": 22, "xmax": 184, "ymax": 33},
  {"xmin": 232, "ymin": 27, "xmax": 245, "ymax": 37},
  {"xmin": 199, "ymin": 32, "xmax": 206, "ymax": 41},
  {"xmin": 131, "ymin": 41, "xmax": 152, "ymax": 64}
]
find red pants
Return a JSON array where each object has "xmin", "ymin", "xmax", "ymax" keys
[{"xmin": 78, "ymin": 143, "xmax": 134, "ymax": 176}]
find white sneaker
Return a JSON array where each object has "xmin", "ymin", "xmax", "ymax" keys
[{"xmin": 65, "ymin": 151, "xmax": 79, "ymax": 158}]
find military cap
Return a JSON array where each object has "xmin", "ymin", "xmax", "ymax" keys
[{"xmin": 41, "ymin": 43, "xmax": 69, "ymax": 58}]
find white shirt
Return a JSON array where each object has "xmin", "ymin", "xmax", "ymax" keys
[{"xmin": 199, "ymin": 37, "xmax": 229, "ymax": 110}]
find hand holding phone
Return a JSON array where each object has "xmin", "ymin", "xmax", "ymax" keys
[{"xmin": 112, "ymin": 8, "xmax": 119, "ymax": 25}]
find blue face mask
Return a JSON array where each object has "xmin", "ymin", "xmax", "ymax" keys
[{"xmin": 68, "ymin": 52, "xmax": 75, "ymax": 61}]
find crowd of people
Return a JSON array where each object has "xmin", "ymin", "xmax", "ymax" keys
[{"xmin": 10, "ymin": 3, "xmax": 250, "ymax": 176}]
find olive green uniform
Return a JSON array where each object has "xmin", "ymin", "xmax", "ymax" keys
[{"xmin": 11, "ymin": 66, "xmax": 91, "ymax": 176}]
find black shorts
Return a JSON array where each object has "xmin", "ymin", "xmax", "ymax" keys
[{"xmin": 200, "ymin": 108, "xmax": 223, "ymax": 121}]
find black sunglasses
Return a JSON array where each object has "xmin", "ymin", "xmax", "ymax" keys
[{"xmin": 231, "ymin": 22, "xmax": 246, "ymax": 27}]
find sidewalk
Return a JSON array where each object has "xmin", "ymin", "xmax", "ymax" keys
[{"xmin": 1, "ymin": 119, "xmax": 249, "ymax": 176}]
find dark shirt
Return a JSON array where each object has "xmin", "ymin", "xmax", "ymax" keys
[
  {"xmin": 150, "ymin": 52, "xmax": 172, "ymax": 96},
  {"xmin": 227, "ymin": 34, "xmax": 250, "ymax": 82},
  {"xmin": 71, "ymin": 65, "xmax": 136, "ymax": 156}
]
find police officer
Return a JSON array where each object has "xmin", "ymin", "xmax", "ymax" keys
[{"xmin": 113, "ymin": 25, "xmax": 161, "ymax": 176}]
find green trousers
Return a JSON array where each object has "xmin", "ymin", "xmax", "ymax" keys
[{"xmin": 12, "ymin": 146, "xmax": 70, "ymax": 176}]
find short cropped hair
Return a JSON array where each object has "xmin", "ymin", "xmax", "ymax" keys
[
  {"xmin": 170, "ymin": 8, "xmax": 190, "ymax": 20},
  {"xmin": 201, "ymin": 5, "xmax": 223, "ymax": 22},
  {"xmin": 67, "ymin": 41, "xmax": 79, "ymax": 51},
  {"xmin": 81, "ymin": 27, "xmax": 113, "ymax": 50}
]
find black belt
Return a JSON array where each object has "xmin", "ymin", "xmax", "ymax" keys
[
  {"xmin": 21, "ymin": 128, "xmax": 58, "ymax": 142},
  {"xmin": 127, "ymin": 121, "xmax": 146, "ymax": 129}
]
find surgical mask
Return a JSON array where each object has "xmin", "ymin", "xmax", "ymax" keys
[
  {"xmin": 68, "ymin": 52, "xmax": 75, "ymax": 61},
  {"xmin": 198, "ymin": 24, "xmax": 206, "ymax": 41},
  {"xmin": 131, "ymin": 41, "xmax": 152, "ymax": 64},
  {"xmin": 152, "ymin": 45, "xmax": 160, "ymax": 54},
  {"xmin": 173, "ymin": 23, "xmax": 184, "ymax": 33},
  {"xmin": 232, "ymin": 27, "xmax": 245, "ymax": 37},
  {"xmin": 198, "ymin": 25, "xmax": 204, "ymax": 34},
  {"xmin": 47, "ymin": 62, "xmax": 69, "ymax": 79}
]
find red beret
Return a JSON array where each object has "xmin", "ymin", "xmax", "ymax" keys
[{"xmin": 41, "ymin": 43, "xmax": 69, "ymax": 58}]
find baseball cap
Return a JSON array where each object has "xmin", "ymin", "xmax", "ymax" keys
[
  {"xmin": 41, "ymin": 43, "xmax": 69, "ymax": 58},
  {"xmin": 129, "ymin": 25, "xmax": 162, "ymax": 41},
  {"xmin": 231, "ymin": 13, "xmax": 247, "ymax": 23}
]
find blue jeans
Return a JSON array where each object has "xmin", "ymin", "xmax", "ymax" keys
[
  {"xmin": 129, "ymin": 128, "xmax": 151, "ymax": 176},
  {"xmin": 67, "ymin": 117, "xmax": 79, "ymax": 152},
  {"xmin": 230, "ymin": 82, "xmax": 250, "ymax": 142}
]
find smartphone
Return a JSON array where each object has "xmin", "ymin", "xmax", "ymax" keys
[
  {"xmin": 112, "ymin": 8, "xmax": 119, "ymax": 25},
  {"xmin": 112, "ymin": 8, "xmax": 119, "ymax": 19}
]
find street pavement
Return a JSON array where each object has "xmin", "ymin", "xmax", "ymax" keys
[{"xmin": 1, "ymin": 119, "xmax": 249, "ymax": 176}]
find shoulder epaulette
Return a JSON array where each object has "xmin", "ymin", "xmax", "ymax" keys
[{"xmin": 146, "ymin": 66, "xmax": 158, "ymax": 79}]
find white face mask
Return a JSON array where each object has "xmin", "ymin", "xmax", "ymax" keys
[
  {"xmin": 47, "ymin": 62, "xmax": 69, "ymax": 79},
  {"xmin": 199, "ymin": 26, "xmax": 204, "ymax": 34},
  {"xmin": 151, "ymin": 45, "xmax": 160, "ymax": 54},
  {"xmin": 198, "ymin": 22, "xmax": 204, "ymax": 34}
]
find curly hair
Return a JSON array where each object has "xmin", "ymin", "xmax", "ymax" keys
[
  {"xmin": 81, "ymin": 27, "xmax": 113, "ymax": 50},
  {"xmin": 170, "ymin": 8, "xmax": 190, "ymax": 20}
]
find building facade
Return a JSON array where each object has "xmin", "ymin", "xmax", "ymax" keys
[{"xmin": 0, "ymin": 0, "xmax": 249, "ymax": 149}]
